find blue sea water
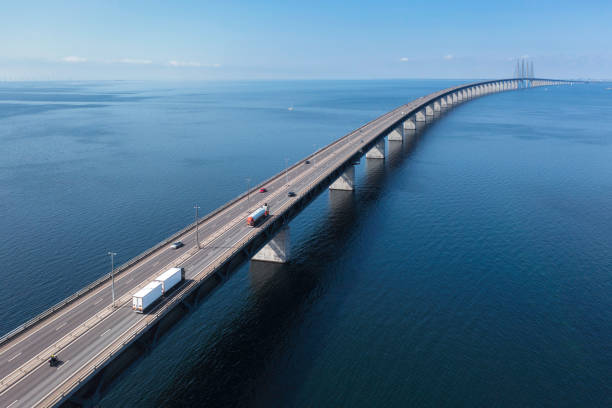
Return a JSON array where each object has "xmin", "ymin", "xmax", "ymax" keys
[{"xmin": 0, "ymin": 80, "xmax": 611, "ymax": 406}]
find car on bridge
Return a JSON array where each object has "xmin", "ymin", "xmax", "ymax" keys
[
  {"xmin": 171, "ymin": 241, "xmax": 184, "ymax": 249},
  {"xmin": 259, "ymin": 188, "xmax": 267, "ymax": 193},
  {"xmin": 287, "ymin": 191, "xmax": 296, "ymax": 197}
]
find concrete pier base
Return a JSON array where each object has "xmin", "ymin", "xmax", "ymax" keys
[
  {"xmin": 403, "ymin": 118, "xmax": 416, "ymax": 130},
  {"xmin": 433, "ymin": 100, "xmax": 441, "ymax": 112},
  {"xmin": 366, "ymin": 138, "xmax": 385, "ymax": 159},
  {"xmin": 415, "ymin": 110, "xmax": 426, "ymax": 122},
  {"xmin": 452, "ymin": 93, "xmax": 458, "ymax": 103},
  {"xmin": 252, "ymin": 225, "xmax": 290, "ymax": 263},
  {"xmin": 446, "ymin": 95, "xmax": 453, "ymax": 105},
  {"xmin": 387, "ymin": 125, "xmax": 403, "ymax": 141},
  {"xmin": 425, "ymin": 105, "xmax": 434, "ymax": 116},
  {"xmin": 329, "ymin": 166, "xmax": 355, "ymax": 191},
  {"xmin": 440, "ymin": 98, "xmax": 447, "ymax": 108}
]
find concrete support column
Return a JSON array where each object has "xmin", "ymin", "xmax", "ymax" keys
[
  {"xmin": 329, "ymin": 165, "xmax": 355, "ymax": 191},
  {"xmin": 388, "ymin": 124, "xmax": 403, "ymax": 141},
  {"xmin": 403, "ymin": 117, "xmax": 416, "ymax": 130},
  {"xmin": 425, "ymin": 105, "xmax": 434, "ymax": 116},
  {"xmin": 457, "ymin": 91, "xmax": 463, "ymax": 102},
  {"xmin": 468, "ymin": 88, "xmax": 472, "ymax": 98},
  {"xmin": 453, "ymin": 92, "xmax": 458, "ymax": 103},
  {"xmin": 440, "ymin": 97, "xmax": 447, "ymax": 108},
  {"xmin": 366, "ymin": 138, "xmax": 385, "ymax": 159},
  {"xmin": 446, "ymin": 95, "xmax": 453, "ymax": 105},
  {"xmin": 415, "ymin": 110, "xmax": 426, "ymax": 122},
  {"xmin": 252, "ymin": 225, "xmax": 290, "ymax": 263},
  {"xmin": 463, "ymin": 89, "xmax": 468, "ymax": 99},
  {"xmin": 433, "ymin": 100, "xmax": 441, "ymax": 112}
]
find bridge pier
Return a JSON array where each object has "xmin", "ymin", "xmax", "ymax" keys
[
  {"xmin": 452, "ymin": 93, "xmax": 458, "ymax": 103},
  {"xmin": 403, "ymin": 117, "xmax": 416, "ymax": 130},
  {"xmin": 446, "ymin": 94, "xmax": 453, "ymax": 105},
  {"xmin": 425, "ymin": 105, "xmax": 434, "ymax": 116},
  {"xmin": 252, "ymin": 225, "xmax": 290, "ymax": 263},
  {"xmin": 415, "ymin": 110, "xmax": 426, "ymax": 122},
  {"xmin": 457, "ymin": 91, "xmax": 463, "ymax": 102},
  {"xmin": 366, "ymin": 138, "xmax": 385, "ymax": 158},
  {"xmin": 329, "ymin": 165, "xmax": 355, "ymax": 191},
  {"xmin": 433, "ymin": 100, "xmax": 441, "ymax": 112},
  {"xmin": 440, "ymin": 97, "xmax": 447, "ymax": 108},
  {"xmin": 387, "ymin": 124, "xmax": 403, "ymax": 141}
]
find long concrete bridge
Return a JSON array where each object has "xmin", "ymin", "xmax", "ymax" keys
[{"xmin": 0, "ymin": 77, "xmax": 574, "ymax": 407}]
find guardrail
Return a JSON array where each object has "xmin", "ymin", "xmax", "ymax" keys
[
  {"xmin": 0, "ymin": 79, "xmax": 475, "ymax": 348},
  {"xmin": 38, "ymin": 77, "xmax": 574, "ymax": 406}
]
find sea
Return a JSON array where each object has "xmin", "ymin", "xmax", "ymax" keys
[{"xmin": 0, "ymin": 79, "xmax": 611, "ymax": 407}]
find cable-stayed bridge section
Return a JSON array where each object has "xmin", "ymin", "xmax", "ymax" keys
[{"xmin": 0, "ymin": 78, "xmax": 574, "ymax": 407}]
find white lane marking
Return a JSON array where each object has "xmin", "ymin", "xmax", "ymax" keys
[
  {"xmin": 55, "ymin": 322, "xmax": 67, "ymax": 331},
  {"xmin": 7, "ymin": 352, "xmax": 22, "ymax": 362},
  {"xmin": 59, "ymin": 359, "xmax": 69, "ymax": 369},
  {"xmin": 100, "ymin": 329, "xmax": 111, "ymax": 337},
  {"xmin": 7, "ymin": 400, "xmax": 19, "ymax": 408},
  {"xmin": 126, "ymin": 277, "xmax": 134, "ymax": 283},
  {"xmin": 94, "ymin": 298, "xmax": 103, "ymax": 305},
  {"xmin": 153, "ymin": 261, "xmax": 160, "ymax": 266}
]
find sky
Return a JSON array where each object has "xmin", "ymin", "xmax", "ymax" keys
[{"xmin": 1, "ymin": 0, "xmax": 611, "ymax": 80}]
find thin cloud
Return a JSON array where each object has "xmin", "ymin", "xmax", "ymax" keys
[
  {"xmin": 443, "ymin": 54, "xmax": 454, "ymax": 60},
  {"xmin": 400, "ymin": 57, "xmax": 410, "ymax": 62},
  {"xmin": 119, "ymin": 58, "xmax": 152, "ymax": 64},
  {"xmin": 169, "ymin": 60, "xmax": 201, "ymax": 67},
  {"xmin": 63, "ymin": 56, "xmax": 87, "ymax": 63},
  {"xmin": 168, "ymin": 60, "xmax": 221, "ymax": 68}
]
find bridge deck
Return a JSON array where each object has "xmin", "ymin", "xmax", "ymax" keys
[{"xmin": 0, "ymin": 78, "xmax": 570, "ymax": 407}]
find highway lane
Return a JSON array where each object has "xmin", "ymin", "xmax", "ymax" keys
[
  {"xmin": 1, "ymin": 79, "xmax": 521, "ymax": 406},
  {"xmin": 0, "ymin": 138, "xmax": 355, "ymax": 406},
  {"xmin": 0, "ymin": 101, "xmax": 378, "ymax": 396},
  {"xmin": 0, "ymin": 112, "xmax": 356, "ymax": 375}
]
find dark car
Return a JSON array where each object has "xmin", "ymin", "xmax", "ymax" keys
[
  {"xmin": 171, "ymin": 241, "xmax": 184, "ymax": 249},
  {"xmin": 259, "ymin": 188, "xmax": 267, "ymax": 193},
  {"xmin": 287, "ymin": 191, "xmax": 296, "ymax": 197},
  {"xmin": 305, "ymin": 160, "xmax": 310, "ymax": 164}
]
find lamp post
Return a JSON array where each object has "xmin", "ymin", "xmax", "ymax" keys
[
  {"xmin": 194, "ymin": 204, "xmax": 200, "ymax": 249},
  {"xmin": 108, "ymin": 252, "xmax": 117, "ymax": 308},
  {"xmin": 285, "ymin": 158, "xmax": 289, "ymax": 185},
  {"xmin": 246, "ymin": 178, "xmax": 251, "ymax": 204}
]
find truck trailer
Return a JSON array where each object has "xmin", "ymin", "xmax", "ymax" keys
[
  {"xmin": 132, "ymin": 281, "xmax": 163, "ymax": 313},
  {"xmin": 246, "ymin": 204, "xmax": 269, "ymax": 227},
  {"xmin": 155, "ymin": 267, "xmax": 184, "ymax": 295}
]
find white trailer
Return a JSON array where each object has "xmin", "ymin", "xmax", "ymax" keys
[
  {"xmin": 132, "ymin": 281, "xmax": 163, "ymax": 313},
  {"xmin": 155, "ymin": 267, "xmax": 184, "ymax": 295}
]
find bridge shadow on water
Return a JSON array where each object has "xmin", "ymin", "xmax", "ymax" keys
[{"xmin": 148, "ymin": 110, "xmax": 448, "ymax": 408}]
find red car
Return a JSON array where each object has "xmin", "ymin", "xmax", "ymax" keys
[{"xmin": 259, "ymin": 188, "xmax": 267, "ymax": 193}]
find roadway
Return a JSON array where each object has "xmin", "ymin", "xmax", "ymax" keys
[{"xmin": 0, "ymin": 79, "xmax": 563, "ymax": 407}]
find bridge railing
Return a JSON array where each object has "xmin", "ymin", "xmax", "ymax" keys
[{"xmin": 0, "ymin": 78, "xmax": 570, "ymax": 349}]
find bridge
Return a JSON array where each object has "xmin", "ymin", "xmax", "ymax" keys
[{"xmin": 0, "ymin": 78, "xmax": 574, "ymax": 407}]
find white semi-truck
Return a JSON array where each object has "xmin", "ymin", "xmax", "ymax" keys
[
  {"xmin": 132, "ymin": 282, "xmax": 163, "ymax": 313},
  {"xmin": 155, "ymin": 267, "xmax": 184, "ymax": 295},
  {"xmin": 132, "ymin": 267, "xmax": 185, "ymax": 313}
]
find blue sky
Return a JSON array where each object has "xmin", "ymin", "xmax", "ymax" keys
[{"xmin": 1, "ymin": 0, "xmax": 610, "ymax": 80}]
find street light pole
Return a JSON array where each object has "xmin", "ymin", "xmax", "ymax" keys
[
  {"xmin": 246, "ymin": 178, "xmax": 251, "ymax": 204},
  {"xmin": 108, "ymin": 251, "xmax": 117, "ymax": 308},
  {"xmin": 285, "ymin": 158, "xmax": 289, "ymax": 185},
  {"xmin": 194, "ymin": 204, "xmax": 200, "ymax": 249}
]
